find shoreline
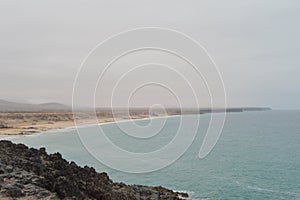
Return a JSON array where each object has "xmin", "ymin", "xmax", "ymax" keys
[
  {"xmin": 0, "ymin": 114, "xmax": 182, "ymax": 140},
  {"xmin": 0, "ymin": 111, "xmax": 152, "ymax": 136},
  {"xmin": 0, "ymin": 107, "xmax": 272, "ymax": 139}
]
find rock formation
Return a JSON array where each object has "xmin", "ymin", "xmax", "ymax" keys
[{"xmin": 0, "ymin": 140, "xmax": 188, "ymax": 199}]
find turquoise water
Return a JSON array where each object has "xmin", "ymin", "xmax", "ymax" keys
[{"xmin": 11, "ymin": 111, "xmax": 300, "ymax": 199}]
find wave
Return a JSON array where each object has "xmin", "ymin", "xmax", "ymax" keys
[
  {"xmin": 173, "ymin": 190, "xmax": 194, "ymax": 200},
  {"xmin": 247, "ymin": 185, "xmax": 297, "ymax": 197}
]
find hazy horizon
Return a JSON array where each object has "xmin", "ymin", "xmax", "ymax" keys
[{"xmin": 1, "ymin": 0, "xmax": 299, "ymax": 109}]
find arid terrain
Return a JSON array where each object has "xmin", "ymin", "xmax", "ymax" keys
[
  {"xmin": 0, "ymin": 99, "xmax": 270, "ymax": 136},
  {"xmin": 0, "ymin": 111, "xmax": 140, "ymax": 136},
  {"xmin": 0, "ymin": 109, "xmax": 179, "ymax": 136}
]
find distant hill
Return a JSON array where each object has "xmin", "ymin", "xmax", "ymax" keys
[{"xmin": 0, "ymin": 99, "xmax": 70, "ymax": 112}]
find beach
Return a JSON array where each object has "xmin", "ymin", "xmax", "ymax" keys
[
  {"xmin": 0, "ymin": 107, "xmax": 269, "ymax": 137},
  {"xmin": 0, "ymin": 112, "xmax": 146, "ymax": 136},
  {"xmin": 0, "ymin": 109, "xmax": 178, "ymax": 136}
]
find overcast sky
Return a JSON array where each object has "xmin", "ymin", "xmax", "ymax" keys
[{"xmin": 0, "ymin": 0, "xmax": 299, "ymax": 109}]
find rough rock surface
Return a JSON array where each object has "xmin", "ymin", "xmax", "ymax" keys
[{"xmin": 0, "ymin": 140, "xmax": 188, "ymax": 199}]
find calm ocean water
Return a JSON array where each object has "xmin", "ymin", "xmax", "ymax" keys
[{"xmin": 11, "ymin": 110, "xmax": 300, "ymax": 199}]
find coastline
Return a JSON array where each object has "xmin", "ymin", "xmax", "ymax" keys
[
  {"xmin": 0, "ymin": 111, "xmax": 149, "ymax": 136},
  {"xmin": 0, "ymin": 109, "xmax": 276, "ymax": 199},
  {"xmin": 0, "ymin": 114, "xmax": 181, "ymax": 141},
  {"xmin": 0, "ymin": 107, "xmax": 272, "ymax": 139},
  {"xmin": 0, "ymin": 109, "xmax": 181, "ymax": 136}
]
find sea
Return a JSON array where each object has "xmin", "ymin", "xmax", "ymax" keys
[{"xmin": 9, "ymin": 110, "xmax": 300, "ymax": 199}]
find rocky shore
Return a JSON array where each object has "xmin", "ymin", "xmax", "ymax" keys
[{"xmin": 0, "ymin": 140, "xmax": 188, "ymax": 200}]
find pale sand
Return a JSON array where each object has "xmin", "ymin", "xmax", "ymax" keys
[{"xmin": 0, "ymin": 111, "xmax": 160, "ymax": 136}]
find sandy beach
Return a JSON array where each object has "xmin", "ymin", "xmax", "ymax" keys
[
  {"xmin": 0, "ymin": 107, "xmax": 267, "ymax": 137},
  {"xmin": 0, "ymin": 109, "xmax": 174, "ymax": 136}
]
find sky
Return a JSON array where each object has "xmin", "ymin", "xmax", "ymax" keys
[{"xmin": 0, "ymin": 0, "xmax": 299, "ymax": 109}]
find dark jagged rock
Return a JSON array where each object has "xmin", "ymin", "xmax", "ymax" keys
[{"xmin": 0, "ymin": 140, "xmax": 188, "ymax": 199}]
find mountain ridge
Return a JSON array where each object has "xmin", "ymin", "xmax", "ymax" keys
[{"xmin": 0, "ymin": 99, "xmax": 70, "ymax": 112}]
